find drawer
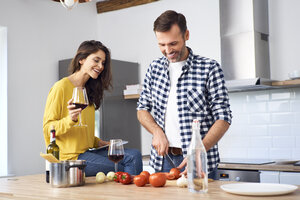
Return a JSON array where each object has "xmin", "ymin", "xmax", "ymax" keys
[
  {"xmin": 260, "ymin": 171, "xmax": 280, "ymax": 183},
  {"xmin": 280, "ymin": 172, "xmax": 300, "ymax": 185}
]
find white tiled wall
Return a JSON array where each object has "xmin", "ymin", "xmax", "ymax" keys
[{"xmin": 219, "ymin": 88, "xmax": 300, "ymax": 160}]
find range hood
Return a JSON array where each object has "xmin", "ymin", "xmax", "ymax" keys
[{"xmin": 219, "ymin": 0, "xmax": 273, "ymax": 92}]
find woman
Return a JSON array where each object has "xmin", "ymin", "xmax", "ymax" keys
[{"xmin": 43, "ymin": 40, "xmax": 143, "ymax": 176}]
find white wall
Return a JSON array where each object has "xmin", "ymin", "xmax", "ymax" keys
[
  {"xmin": 218, "ymin": 0, "xmax": 300, "ymax": 161},
  {"xmin": 0, "ymin": 26, "xmax": 8, "ymax": 176},
  {"xmin": 269, "ymin": 0, "xmax": 300, "ymax": 80},
  {"xmin": 0, "ymin": 0, "xmax": 98, "ymax": 176},
  {"xmin": 96, "ymin": 0, "xmax": 221, "ymax": 155},
  {"xmin": 219, "ymin": 88, "xmax": 300, "ymax": 161}
]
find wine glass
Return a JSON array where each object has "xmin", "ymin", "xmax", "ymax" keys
[
  {"xmin": 108, "ymin": 139, "xmax": 124, "ymax": 172},
  {"xmin": 72, "ymin": 87, "xmax": 89, "ymax": 127}
]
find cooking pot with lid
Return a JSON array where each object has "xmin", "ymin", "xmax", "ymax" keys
[
  {"xmin": 50, "ymin": 160, "xmax": 86, "ymax": 188},
  {"xmin": 68, "ymin": 160, "xmax": 86, "ymax": 186}
]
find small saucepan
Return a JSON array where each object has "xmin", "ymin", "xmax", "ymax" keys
[{"xmin": 50, "ymin": 160, "xmax": 86, "ymax": 188}]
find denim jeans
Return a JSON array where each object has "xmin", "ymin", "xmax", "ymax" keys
[
  {"xmin": 159, "ymin": 154, "xmax": 218, "ymax": 180},
  {"xmin": 78, "ymin": 148, "xmax": 143, "ymax": 176}
]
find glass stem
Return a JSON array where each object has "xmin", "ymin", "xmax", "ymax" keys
[
  {"xmin": 115, "ymin": 163, "xmax": 118, "ymax": 172},
  {"xmin": 79, "ymin": 113, "xmax": 82, "ymax": 126}
]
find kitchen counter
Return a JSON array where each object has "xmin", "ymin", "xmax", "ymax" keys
[
  {"xmin": 0, "ymin": 174, "xmax": 299, "ymax": 199},
  {"xmin": 218, "ymin": 163, "xmax": 300, "ymax": 172}
]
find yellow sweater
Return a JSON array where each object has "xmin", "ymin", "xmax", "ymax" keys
[{"xmin": 43, "ymin": 77, "xmax": 100, "ymax": 160}]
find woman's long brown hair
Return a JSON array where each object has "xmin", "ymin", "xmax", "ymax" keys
[{"xmin": 69, "ymin": 40, "xmax": 112, "ymax": 110}]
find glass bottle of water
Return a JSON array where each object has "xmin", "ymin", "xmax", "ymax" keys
[{"xmin": 187, "ymin": 119, "xmax": 208, "ymax": 193}]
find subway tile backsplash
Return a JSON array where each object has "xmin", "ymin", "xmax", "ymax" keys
[{"xmin": 219, "ymin": 88, "xmax": 300, "ymax": 160}]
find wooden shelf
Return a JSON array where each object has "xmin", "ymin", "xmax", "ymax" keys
[
  {"xmin": 123, "ymin": 79, "xmax": 300, "ymax": 99},
  {"xmin": 218, "ymin": 162, "xmax": 300, "ymax": 172},
  {"xmin": 96, "ymin": 0, "xmax": 159, "ymax": 14},
  {"xmin": 272, "ymin": 78, "xmax": 300, "ymax": 86},
  {"xmin": 124, "ymin": 94, "xmax": 140, "ymax": 99}
]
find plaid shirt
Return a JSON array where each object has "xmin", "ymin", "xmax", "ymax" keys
[{"xmin": 137, "ymin": 47, "xmax": 232, "ymax": 172}]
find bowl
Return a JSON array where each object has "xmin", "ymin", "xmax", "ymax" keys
[{"xmin": 288, "ymin": 70, "xmax": 300, "ymax": 80}]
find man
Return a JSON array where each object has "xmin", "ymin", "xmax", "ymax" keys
[{"xmin": 137, "ymin": 10, "xmax": 232, "ymax": 179}]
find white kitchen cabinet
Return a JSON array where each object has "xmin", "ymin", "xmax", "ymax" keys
[
  {"xmin": 280, "ymin": 172, "xmax": 300, "ymax": 185},
  {"xmin": 260, "ymin": 171, "xmax": 280, "ymax": 183},
  {"xmin": 260, "ymin": 171, "xmax": 300, "ymax": 184}
]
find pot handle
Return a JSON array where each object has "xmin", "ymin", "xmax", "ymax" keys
[{"xmin": 65, "ymin": 164, "xmax": 87, "ymax": 171}]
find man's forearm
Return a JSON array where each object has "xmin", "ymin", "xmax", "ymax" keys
[
  {"xmin": 202, "ymin": 119, "xmax": 230, "ymax": 151},
  {"xmin": 137, "ymin": 110, "xmax": 169, "ymax": 155},
  {"xmin": 137, "ymin": 110, "xmax": 162, "ymax": 135}
]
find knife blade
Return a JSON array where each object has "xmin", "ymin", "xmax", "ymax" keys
[{"xmin": 165, "ymin": 153, "xmax": 176, "ymax": 168}]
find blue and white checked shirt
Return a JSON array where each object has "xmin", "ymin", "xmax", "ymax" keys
[{"xmin": 137, "ymin": 47, "xmax": 232, "ymax": 172}]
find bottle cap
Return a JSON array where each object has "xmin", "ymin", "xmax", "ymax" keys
[
  {"xmin": 192, "ymin": 119, "xmax": 200, "ymax": 129},
  {"xmin": 50, "ymin": 125, "xmax": 56, "ymax": 141}
]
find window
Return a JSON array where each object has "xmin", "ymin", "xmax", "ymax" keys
[{"xmin": 0, "ymin": 26, "xmax": 8, "ymax": 177}]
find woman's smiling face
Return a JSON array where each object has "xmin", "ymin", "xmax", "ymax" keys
[{"xmin": 79, "ymin": 50, "xmax": 106, "ymax": 79}]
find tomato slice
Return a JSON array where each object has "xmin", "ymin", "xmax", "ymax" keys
[
  {"xmin": 166, "ymin": 173, "xmax": 175, "ymax": 180},
  {"xmin": 169, "ymin": 168, "xmax": 181, "ymax": 179}
]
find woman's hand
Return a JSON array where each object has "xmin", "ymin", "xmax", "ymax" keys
[
  {"xmin": 98, "ymin": 140, "xmax": 110, "ymax": 147},
  {"xmin": 67, "ymin": 98, "xmax": 82, "ymax": 122}
]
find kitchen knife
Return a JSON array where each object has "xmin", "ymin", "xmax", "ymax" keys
[{"xmin": 165, "ymin": 153, "xmax": 176, "ymax": 168}]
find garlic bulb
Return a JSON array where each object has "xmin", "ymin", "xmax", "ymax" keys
[{"xmin": 177, "ymin": 174, "xmax": 188, "ymax": 188}]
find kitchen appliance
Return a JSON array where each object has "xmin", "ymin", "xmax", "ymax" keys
[
  {"xmin": 220, "ymin": 158, "xmax": 274, "ymax": 165},
  {"xmin": 294, "ymin": 161, "xmax": 300, "ymax": 166},
  {"xmin": 220, "ymin": 0, "xmax": 273, "ymax": 91},
  {"xmin": 217, "ymin": 169, "xmax": 260, "ymax": 182},
  {"xmin": 50, "ymin": 160, "xmax": 86, "ymax": 188},
  {"xmin": 217, "ymin": 158, "xmax": 275, "ymax": 182}
]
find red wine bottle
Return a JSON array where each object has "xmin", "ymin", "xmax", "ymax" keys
[{"xmin": 45, "ymin": 126, "xmax": 59, "ymax": 183}]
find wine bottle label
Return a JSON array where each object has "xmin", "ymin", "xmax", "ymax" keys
[
  {"xmin": 50, "ymin": 130, "xmax": 56, "ymax": 143},
  {"xmin": 46, "ymin": 160, "xmax": 50, "ymax": 171}
]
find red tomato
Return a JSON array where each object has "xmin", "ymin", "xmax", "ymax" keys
[
  {"xmin": 166, "ymin": 173, "xmax": 175, "ymax": 180},
  {"xmin": 119, "ymin": 172, "xmax": 132, "ymax": 185},
  {"xmin": 169, "ymin": 168, "xmax": 180, "ymax": 179},
  {"xmin": 140, "ymin": 171, "xmax": 150, "ymax": 184},
  {"xmin": 149, "ymin": 173, "xmax": 166, "ymax": 187},
  {"xmin": 133, "ymin": 175, "xmax": 147, "ymax": 187},
  {"xmin": 113, "ymin": 171, "xmax": 123, "ymax": 182}
]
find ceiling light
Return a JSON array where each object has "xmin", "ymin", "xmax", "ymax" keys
[{"xmin": 52, "ymin": 0, "xmax": 92, "ymax": 10}]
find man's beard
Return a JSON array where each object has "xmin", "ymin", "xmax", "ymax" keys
[{"xmin": 166, "ymin": 45, "xmax": 186, "ymax": 62}]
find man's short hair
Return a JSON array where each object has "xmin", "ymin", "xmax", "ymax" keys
[{"xmin": 153, "ymin": 10, "xmax": 187, "ymax": 35}]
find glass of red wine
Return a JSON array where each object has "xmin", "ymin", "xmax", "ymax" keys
[
  {"xmin": 72, "ymin": 87, "xmax": 89, "ymax": 127},
  {"xmin": 108, "ymin": 139, "xmax": 124, "ymax": 172}
]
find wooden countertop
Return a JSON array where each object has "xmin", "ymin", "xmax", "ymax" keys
[
  {"xmin": 218, "ymin": 163, "xmax": 300, "ymax": 172},
  {"xmin": 0, "ymin": 174, "xmax": 299, "ymax": 199}
]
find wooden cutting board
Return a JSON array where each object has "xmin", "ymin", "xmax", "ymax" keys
[
  {"xmin": 40, "ymin": 152, "xmax": 60, "ymax": 163},
  {"xmin": 165, "ymin": 178, "xmax": 214, "ymax": 187},
  {"xmin": 272, "ymin": 79, "xmax": 300, "ymax": 86}
]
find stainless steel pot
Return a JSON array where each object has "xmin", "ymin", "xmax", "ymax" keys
[
  {"xmin": 50, "ymin": 160, "xmax": 86, "ymax": 188},
  {"xmin": 68, "ymin": 160, "xmax": 86, "ymax": 186}
]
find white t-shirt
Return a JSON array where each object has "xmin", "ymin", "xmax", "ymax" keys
[{"xmin": 165, "ymin": 60, "xmax": 186, "ymax": 148}]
